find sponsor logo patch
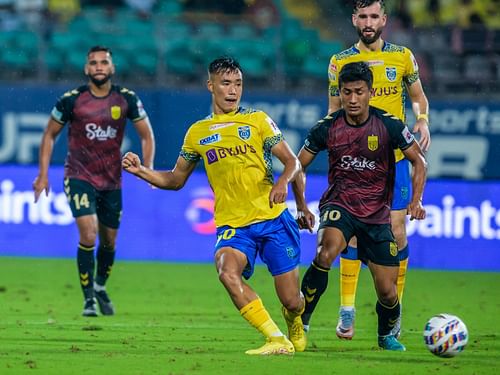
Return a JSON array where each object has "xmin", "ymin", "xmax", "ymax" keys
[
  {"xmin": 265, "ymin": 116, "xmax": 280, "ymax": 135},
  {"xmin": 340, "ymin": 155, "xmax": 376, "ymax": 171},
  {"xmin": 402, "ymin": 127, "xmax": 414, "ymax": 143},
  {"xmin": 209, "ymin": 122, "xmax": 234, "ymax": 131},
  {"xmin": 206, "ymin": 149, "xmax": 218, "ymax": 164},
  {"xmin": 199, "ymin": 133, "xmax": 221, "ymax": 145},
  {"xmin": 85, "ymin": 123, "xmax": 117, "ymax": 141},
  {"xmin": 367, "ymin": 60, "xmax": 384, "ymax": 67}
]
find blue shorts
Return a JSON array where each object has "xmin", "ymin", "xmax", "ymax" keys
[
  {"xmin": 215, "ymin": 209, "xmax": 301, "ymax": 280},
  {"xmin": 392, "ymin": 158, "xmax": 411, "ymax": 210}
]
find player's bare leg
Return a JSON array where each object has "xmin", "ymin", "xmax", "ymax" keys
[
  {"xmin": 275, "ymin": 268, "xmax": 306, "ymax": 351},
  {"xmin": 215, "ymin": 247, "xmax": 294, "ymax": 355}
]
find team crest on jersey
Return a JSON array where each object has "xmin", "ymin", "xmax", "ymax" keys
[
  {"xmin": 390, "ymin": 241, "xmax": 398, "ymax": 257},
  {"xmin": 368, "ymin": 135, "xmax": 379, "ymax": 151},
  {"xmin": 238, "ymin": 126, "xmax": 251, "ymax": 140},
  {"xmin": 111, "ymin": 106, "xmax": 121, "ymax": 120},
  {"xmin": 385, "ymin": 67, "xmax": 397, "ymax": 82}
]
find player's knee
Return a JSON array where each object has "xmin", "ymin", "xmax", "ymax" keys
[
  {"xmin": 315, "ymin": 249, "xmax": 336, "ymax": 268},
  {"xmin": 79, "ymin": 230, "xmax": 97, "ymax": 245},
  {"xmin": 377, "ymin": 288, "xmax": 398, "ymax": 306},
  {"xmin": 218, "ymin": 269, "xmax": 240, "ymax": 289},
  {"xmin": 281, "ymin": 294, "xmax": 303, "ymax": 312}
]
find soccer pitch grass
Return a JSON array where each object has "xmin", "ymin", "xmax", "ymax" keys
[{"xmin": 1, "ymin": 257, "xmax": 499, "ymax": 374}]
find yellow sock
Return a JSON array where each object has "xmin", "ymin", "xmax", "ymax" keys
[
  {"xmin": 397, "ymin": 258, "xmax": 409, "ymax": 303},
  {"xmin": 339, "ymin": 257, "xmax": 362, "ymax": 307},
  {"xmin": 240, "ymin": 298, "xmax": 282, "ymax": 339}
]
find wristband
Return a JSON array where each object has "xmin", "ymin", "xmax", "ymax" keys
[{"xmin": 417, "ymin": 114, "xmax": 429, "ymax": 123}]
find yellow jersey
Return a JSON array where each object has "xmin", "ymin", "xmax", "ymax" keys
[
  {"xmin": 180, "ymin": 107, "xmax": 286, "ymax": 228},
  {"xmin": 328, "ymin": 41, "xmax": 420, "ymax": 161}
]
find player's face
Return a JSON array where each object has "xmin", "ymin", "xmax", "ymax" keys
[
  {"xmin": 339, "ymin": 80, "xmax": 371, "ymax": 122},
  {"xmin": 207, "ymin": 69, "xmax": 243, "ymax": 114},
  {"xmin": 352, "ymin": 2, "xmax": 387, "ymax": 45},
  {"xmin": 85, "ymin": 50, "xmax": 115, "ymax": 87}
]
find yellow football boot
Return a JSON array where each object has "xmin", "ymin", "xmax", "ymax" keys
[
  {"xmin": 245, "ymin": 336, "xmax": 295, "ymax": 355},
  {"xmin": 282, "ymin": 306, "xmax": 307, "ymax": 352}
]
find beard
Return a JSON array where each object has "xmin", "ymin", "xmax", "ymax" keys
[
  {"xmin": 88, "ymin": 73, "xmax": 112, "ymax": 87},
  {"xmin": 356, "ymin": 27, "xmax": 383, "ymax": 45}
]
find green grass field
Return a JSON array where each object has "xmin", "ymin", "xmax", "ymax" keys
[{"xmin": 1, "ymin": 257, "xmax": 499, "ymax": 374}]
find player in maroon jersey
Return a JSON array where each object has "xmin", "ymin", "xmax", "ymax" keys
[
  {"xmin": 33, "ymin": 46, "xmax": 155, "ymax": 317},
  {"xmin": 292, "ymin": 62, "xmax": 427, "ymax": 351}
]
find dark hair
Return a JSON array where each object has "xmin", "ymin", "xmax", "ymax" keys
[
  {"xmin": 353, "ymin": 0, "xmax": 385, "ymax": 12},
  {"xmin": 87, "ymin": 45, "xmax": 112, "ymax": 57},
  {"xmin": 208, "ymin": 56, "xmax": 243, "ymax": 75},
  {"xmin": 339, "ymin": 61, "xmax": 373, "ymax": 89}
]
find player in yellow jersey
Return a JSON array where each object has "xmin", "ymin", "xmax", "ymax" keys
[
  {"xmin": 300, "ymin": 0, "xmax": 431, "ymax": 339},
  {"xmin": 122, "ymin": 57, "xmax": 306, "ymax": 355}
]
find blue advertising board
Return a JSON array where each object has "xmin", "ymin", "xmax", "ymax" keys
[
  {"xmin": 1, "ymin": 166, "xmax": 499, "ymax": 271},
  {"xmin": 0, "ymin": 84, "xmax": 499, "ymax": 179}
]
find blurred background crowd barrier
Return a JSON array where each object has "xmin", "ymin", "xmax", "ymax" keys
[{"xmin": 0, "ymin": 0, "xmax": 499, "ymax": 95}]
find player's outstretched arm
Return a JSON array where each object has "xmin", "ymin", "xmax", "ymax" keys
[
  {"xmin": 122, "ymin": 152, "xmax": 196, "ymax": 191},
  {"xmin": 402, "ymin": 142, "xmax": 428, "ymax": 220},
  {"xmin": 33, "ymin": 118, "xmax": 64, "ymax": 203},
  {"xmin": 291, "ymin": 147, "xmax": 316, "ymax": 232}
]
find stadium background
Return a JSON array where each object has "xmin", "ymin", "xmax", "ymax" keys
[{"xmin": 1, "ymin": 0, "xmax": 499, "ymax": 271}]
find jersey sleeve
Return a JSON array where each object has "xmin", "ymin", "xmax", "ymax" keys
[
  {"xmin": 328, "ymin": 54, "xmax": 340, "ymax": 97},
  {"xmin": 383, "ymin": 113, "xmax": 416, "ymax": 151},
  {"xmin": 303, "ymin": 117, "xmax": 330, "ymax": 154},
  {"xmin": 121, "ymin": 88, "xmax": 148, "ymax": 121},
  {"xmin": 403, "ymin": 48, "xmax": 420, "ymax": 86},
  {"xmin": 259, "ymin": 112, "xmax": 283, "ymax": 151},
  {"xmin": 179, "ymin": 125, "xmax": 201, "ymax": 163},
  {"xmin": 50, "ymin": 89, "xmax": 79, "ymax": 125}
]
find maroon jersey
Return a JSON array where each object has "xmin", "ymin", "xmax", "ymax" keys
[
  {"xmin": 304, "ymin": 106, "xmax": 415, "ymax": 224},
  {"xmin": 51, "ymin": 85, "xmax": 147, "ymax": 190}
]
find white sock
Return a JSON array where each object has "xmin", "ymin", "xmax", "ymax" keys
[{"xmin": 94, "ymin": 282, "xmax": 106, "ymax": 292}]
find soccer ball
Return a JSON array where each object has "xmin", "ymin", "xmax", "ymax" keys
[{"xmin": 423, "ymin": 313, "xmax": 468, "ymax": 357}]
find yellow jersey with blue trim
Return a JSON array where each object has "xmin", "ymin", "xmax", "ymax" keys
[
  {"xmin": 328, "ymin": 41, "xmax": 420, "ymax": 162},
  {"xmin": 180, "ymin": 107, "xmax": 286, "ymax": 228}
]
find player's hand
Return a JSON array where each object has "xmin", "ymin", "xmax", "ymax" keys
[
  {"xmin": 408, "ymin": 200, "xmax": 426, "ymax": 221},
  {"xmin": 33, "ymin": 175, "xmax": 49, "ymax": 203},
  {"xmin": 269, "ymin": 181, "xmax": 287, "ymax": 208},
  {"xmin": 296, "ymin": 208, "xmax": 315, "ymax": 233},
  {"xmin": 413, "ymin": 119, "xmax": 431, "ymax": 152},
  {"xmin": 122, "ymin": 152, "xmax": 143, "ymax": 175}
]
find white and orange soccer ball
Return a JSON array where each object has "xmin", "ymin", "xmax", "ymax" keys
[{"xmin": 423, "ymin": 313, "xmax": 468, "ymax": 357}]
